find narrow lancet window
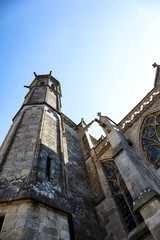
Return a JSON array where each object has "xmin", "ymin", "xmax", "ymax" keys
[
  {"xmin": 102, "ymin": 161, "xmax": 143, "ymax": 232},
  {"xmin": 46, "ymin": 157, "xmax": 51, "ymax": 181}
]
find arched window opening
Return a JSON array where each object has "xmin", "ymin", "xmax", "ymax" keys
[
  {"xmin": 102, "ymin": 161, "xmax": 144, "ymax": 232},
  {"xmin": 115, "ymin": 194, "xmax": 136, "ymax": 232},
  {"xmin": 142, "ymin": 113, "xmax": 160, "ymax": 169}
]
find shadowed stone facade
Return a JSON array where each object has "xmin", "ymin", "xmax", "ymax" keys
[{"xmin": 0, "ymin": 65, "xmax": 160, "ymax": 239}]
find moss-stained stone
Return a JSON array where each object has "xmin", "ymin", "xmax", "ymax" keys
[{"xmin": 133, "ymin": 188, "xmax": 156, "ymax": 211}]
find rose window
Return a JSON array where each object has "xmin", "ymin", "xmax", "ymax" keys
[{"xmin": 142, "ymin": 113, "xmax": 160, "ymax": 169}]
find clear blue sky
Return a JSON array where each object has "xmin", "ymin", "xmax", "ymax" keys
[{"xmin": 1, "ymin": 0, "xmax": 160, "ymax": 145}]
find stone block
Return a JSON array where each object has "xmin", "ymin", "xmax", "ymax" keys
[
  {"xmin": 25, "ymin": 220, "xmax": 39, "ymax": 231},
  {"xmin": 60, "ymin": 230, "xmax": 70, "ymax": 240},
  {"xmin": 15, "ymin": 219, "xmax": 26, "ymax": 228},
  {"xmin": 57, "ymin": 216, "xmax": 69, "ymax": 231},
  {"xmin": 22, "ymin": 229, "xmax": 37, "ymax": 240},
  {"xmin": 40, "ymin": 225, "xmax": 59, "ymax": 236},
  {"xmin": 2, "ymin": 220, "xmax": 16, "ymax": 231}
]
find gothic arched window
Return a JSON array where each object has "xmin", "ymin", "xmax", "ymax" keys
[
  {"xmin": 102, "ymin": 161, "xmax": 143, "ymax": 232},
  {"xmin": 142, "ymin": 113, "xmax": 160, "ymax": 169}
]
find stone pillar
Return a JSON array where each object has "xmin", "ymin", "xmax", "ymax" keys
[
  {"xmin": 140, "ymin": 197, "xmax": 160, "ymax": 240},
  {"xmin": 78, "ymin": 119, "xmax": 105, "ymax": 203},
  {"xmin": 79, "ymin": 119, "xmax": 128, "ymax": 239}
]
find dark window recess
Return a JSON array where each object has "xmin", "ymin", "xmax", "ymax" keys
[
  {"xmin": 0, "ymin": 216, "xmax": 5, "ymax": 231},
  {"xmin": 115, "ymin": 195, "xmax": 136, "ymax": 232},
  {"xmin": 40, "ymin": 81, "xmax": 45, "ymax": 85},
  {"xmin": 134, "ymin": 210, "xmax": 144, "ymax": 224},
  {"xmin": 51, "ymin": 84, "xmax": 57, "ymax": 91},
  {"xmin": 46, "ymin": 157, "xmax": 51, "ymax": 181}
]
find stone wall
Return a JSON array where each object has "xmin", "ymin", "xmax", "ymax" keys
[
  {"xmin": 28, "ymin": 88, "xmax": 47, "ymax": 104},
  {"xmin": 140, "ymin": 198, "xmax": 160, "ymax": 240},
  {"xmin": 0, "ymin": 106, "xmax": 43, "ymax": 191},
  {"xmin": 0, "ymin": 103, "xmax": 101, "ymax": 239},
  {"xmin": 61, "ymin": 122, "xmax": 101, "ymax": 239},
  {"xmin": 37, "ymin": 108, "xmax": 63, "ymax": 192},
  {"xmin": 0, "ymin": 200, "xmax": 71, "ymax": 240},
  {"xmin": 46, "ymin": 87, "xmax": 58, "ymax": 110}
]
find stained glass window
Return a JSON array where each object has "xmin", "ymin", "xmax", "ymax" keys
[
  {"xmin": 102, "ymin": 161, "xmax": 143, "ymax": 232},
  {"xmin": 142, "ymin": 113, "xmax": 160, "ymax": 169}
]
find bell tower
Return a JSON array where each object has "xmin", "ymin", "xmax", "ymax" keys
[
  {"xmin": 0, "ymin": 72, "xmax": 64, "ymax": 194},
  {"xmin": 23, "ymin": 71, "xmax": 62, "ymax": 111},
  {"xmin": 0, "ymin": 72, "xmax": 100, "ymax": 240}
]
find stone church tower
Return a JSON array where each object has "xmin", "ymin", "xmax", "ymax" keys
[{"xmin": 0, "ymin": 65, "xmax": 160, "ymax": 240}]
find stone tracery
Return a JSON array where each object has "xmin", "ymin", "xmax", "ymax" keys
[
  {"xmin": 102, "ymin": 160, "xmax": 143, "ymax": 232},
  {"xmin": 142, "ymin": 112, "xmax": 160, "ymax": 169}
]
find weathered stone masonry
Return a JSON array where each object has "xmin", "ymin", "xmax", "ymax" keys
[
  {"xmin": 0, "ymin": 74, "xmax": 101, "ymax": 240},
  {"xmin": 1, "ymin": 65, "xmax": 160, "ymax": 240}
]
